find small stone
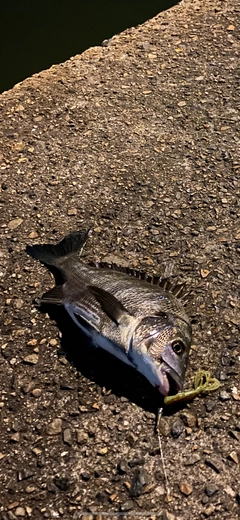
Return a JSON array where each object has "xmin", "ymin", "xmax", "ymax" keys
[
  {"xmin": 158, "ymin": 417, "xmax": 170, "ymax": 436},
  {"xmin": 219, "ymin": 371, "xmax": 228, "ymax": 381},
  {"xmin": 46, "ymin": 418, "xmax": 62, "ymax": 435},
  {"xmin": 117, "ymin": 459, "xmax": 129, "ymax": 474},
  {"xmin": 81, "ymin": 472, "xmax": 91, "ymax": 481},
  {"xmin": 23, "ymin": 354, "xmax": 39, "ymax": 365},
  {"xmin": 130, "ymin": 468, "xmax": 149, "ymax": 497},
  {"xmin": 126, "ymin": 432, "xmax": 138, "ymax": 446},
  {"xmin": 53, "ymin": 476, "xmax": 70, "ymax": 491},
  {"xmin": 25, "ymin": 485, "xmax": 36, "ymax": 493},
  {"xmin": 204, "ymin": 504, "xmax": 215, "ymax": 517},
  {"xmin": 181, "ymin": 411, "xmax": 196, "ymax": 428},
  {"xmin": 17, "ymin": 469, "xmax": 35, "ymax": 481},
  {"xmin": 15, "ymin": 507, "xmax": 25, "ymax": 517},
  {"xmin": 161, "ymin": 511, "xmax": 176, "ymax": 520},
  {"xmin": 171, "ymin": 419, "xmax": 184, "ymax": 438},
  {"xmin": 13, "ymin": 299, "xmax": 24, "ymax": 309},
  {"xmin": 201, "ymin": 269, "xmax": 210, "ymax": 278},
  {"xmin": 205, "ymin": 458, "xmax": 221, "ymax": 474},
  {"xmin": 179, "ymin": 482, "xmax": 193, "ymax": 496},
  {"xmin": 8, "ymin": 218, "xmax": 23, "ymax": 230},
  {"xmin": 205, "ymin": 399, "xmax": 216, "ymax": 412},
  {"xmin": 205, "ymin": 485, "xmax": 219, "ymax": 497},
  {"xmin": 28, "ymin": 231, "xmax": 38, "ymax": 239},
  {"xmin": 184, "ymin": 454, "xmax": 201, "ymax": 466},
  {"xmin": 155, "ymin": 485, "xmax": 165, "ymax": 497},
  {"xmin": 227, "ymin": 25, "xmax": 235, "ymax": 31},
  {"xmin": 219, "ymin": 390, "xmax": 230, "ymax": 401},
  {"xmin": 49, "ymin": 338, "xmax": 58, "ymax": 346},
  {"xmin": 97, "ymin": 447, "xmax": 108, "ymax": 455},
  {"xmin": 67, "ymin": 208, "xmax": 77, "ymax": 216},
  {"xmin": 228, "ymin": 451, "xmax": 238, "ymax": 464},
  {"xmin": 63, "ymin": 428, "xmax": 72, "ymax": 446},
  {"xmin": 27, "ymin": 339, "xmax": 38, "ymax": 347},
  {"xmin": 120, "ymin": 500, "xmax": 134, "ymax": 511},
  {"xmin": 31, "ymin": 388, "xmax": 42, "ymax": 397},
  {"xmin": 10, "ymin": 432, "xmax": 20, "ymax": 443},
  {"xmin": 76, "ymin": 430, "xmax": 88, "ymax": 445},
  {"xmin": 8, "ymin": 502, "xmax": 19, "ymax": 510},
  {"xmin": 224, "ymin": 485, "xmax": 236, "ymax": 497},
  {"xmin": 178, "ymin": 101, "xmax": 186, "ymax": 107}
]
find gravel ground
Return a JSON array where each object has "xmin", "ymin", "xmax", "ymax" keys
[{"xmin": 0, "ymin": 0, "xmax": 239, "ymax": 519}]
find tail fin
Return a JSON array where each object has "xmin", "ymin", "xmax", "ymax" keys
[{"xmin": 26, "ymin": 229, "xmax": 92, "ymax": 266}]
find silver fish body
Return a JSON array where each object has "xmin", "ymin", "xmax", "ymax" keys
[{"xmin": 26, "ymin": 229, "xmax": 192, "ymax": 397}]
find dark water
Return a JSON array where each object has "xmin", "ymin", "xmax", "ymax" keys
[{"xmin": 0, "ymin": 0, "xmax": 178, "ymax": 94}]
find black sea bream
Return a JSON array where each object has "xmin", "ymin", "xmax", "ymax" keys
[{"xmin": 26, "ymin": 229, "xmax": 192, "ymax": 396}]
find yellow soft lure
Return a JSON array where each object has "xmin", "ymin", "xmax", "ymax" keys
[{"xmin": 164, "ymin": 369, "xmax": 221, "ymax": 406}]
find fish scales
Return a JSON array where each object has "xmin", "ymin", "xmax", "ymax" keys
[{"xmin": 26, "ymin": 229, "xmax": 192, "ymax": 397}]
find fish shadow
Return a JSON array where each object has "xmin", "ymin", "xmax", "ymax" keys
[{"xmin": 40, "ymin": 303, "xmax": 163, "ymax": 414}]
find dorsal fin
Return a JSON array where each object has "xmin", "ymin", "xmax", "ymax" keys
[{"xmin": 94, "ymin": 262, "xmax": 190, "ymax": 304}]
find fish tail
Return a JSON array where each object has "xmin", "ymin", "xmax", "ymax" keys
[{"xmin": 26, "ymin": 229, "xmax": 92, "ymax": 266}]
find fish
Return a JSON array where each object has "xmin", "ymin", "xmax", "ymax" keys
[{"xmin": 26, "ymin": 229, "xmax": 192, "ymax": 397}]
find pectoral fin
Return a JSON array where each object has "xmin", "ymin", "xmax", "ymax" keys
[{"xmin": 89, "ymin": 286, "xmax": 132, "ymax": 326}]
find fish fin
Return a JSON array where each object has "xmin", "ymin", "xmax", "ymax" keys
[
  {"xmin": 41, "ymin": 285, "xmax": 64, "ymax": 305},
  {"xmin": 94, "ymin": 262, "xmax": 190, "ymax": 303},
  {"xmin": 89, "ymin": 286, "xmax": 131, "ymax": 325},
  {"xmin": 158, "ymin": 278, "xmax": 190, "ymax": 303},
  {"xmin": 26, "ymin": 229, "xmax": 92, "ymax": 266}
]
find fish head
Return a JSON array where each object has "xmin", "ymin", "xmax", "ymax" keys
[{"xmin": 131, "ymin": 313, "xmax": 192, "ymax": 396}]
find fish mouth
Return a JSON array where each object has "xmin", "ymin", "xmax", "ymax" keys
[{"xmin": 157, "ymin": 362, "xmax": 183, "ymax": 397}]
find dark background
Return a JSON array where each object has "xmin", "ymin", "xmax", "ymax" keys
[{"xmin": 0, "ymin": 0, "xmax": 178, "ymax": 93}]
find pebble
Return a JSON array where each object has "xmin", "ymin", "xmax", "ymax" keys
[
  {"xmin": 181, "ymin": 411, "xmax": 197, "ymax": 428},
  {"xmin": 205, "ymin": 399, "xmax": 216, "ymax": 412},
  {"xmin": 49, "ymin": 338, "xmax": 58, "ymax": 346},
  {"xmin": 8, "ymin": 218, "xmax": 23, "ymax": 230},
  {"xmin": 219, "ymin": 390, "xmax": 231, "ymax": 401},
  {"xmin": 15, "ymin": 507, "xmax": 25, "ymax": 517},
  {"xmin": 76, "ymin": 430, "xmax": 88, "ymax": 445},
  {"xmin": 13, "ymin": 299, "xmax": 24, "ymax": 309},
  {"xmin": 224, "ymin": 485, "xmax": 235, "ymax": 497},
  {"xmin": 179, "ymin": 482, "xmax": 193, "ymax": 496},
  {"xmin": 228, "ymin": 451, "xmax": 238, "ymax": 464},
  {"xmin": 205, "ymin": 484, "xmax": 219, "ymax": 497},
  {"xmin": 23, "ymin": 354, "xmax": 39, "ymax": 365},
  {"xmin": 130, "ymin": 468, "xmax": 149, "ymax": 497},
  {"xmin": 28, "ymin": 231, "xmax": 38, "ymax": 239},
  {"xmin": 184, "ymin": 454, "xmax": 201, "ymax": 466},
  {"xmin": 67, "ymin": 208, "xmax": 77, "ymax": 216},
  {"xmin": 203, "ymin": 504, "xmax": 215, "ymax": 517},
  {"xmin": 158, "ymin": 417, "xmax": 170, "ymax": 436},
  {"xmin": 10, "ymin": 432, "xmax": 20, "ymax": 443},
  {"xmin": 120, "ymin": 500, "xmax": 134, "ymax": 511},
  {"xmin": 46, "ymin": 418, "xmax": 62, "ymax": 435},
  {"xmin": 161, "ymin": 511, "xmax": 176, "ymax": 520},
  {"xmin": 117, "ymin": 459, "xmax": 129, "ymax": 474},
  {"xmin": 31, "ymin": 388, "xmax": 42, "ymax": 397},
  {"xmin": 63, "ymin": 428, "xmax": 72, "ymax": 446},
  {"xmin": 205, "ymin": 458, "xmax": 221, "ymax": 474},
  {"xmin": 17, "ymin": 469, "xmax": 35, "ymax": 481},
  {"xmin": 171, "ymin": 419, "xmax": 184, "ymax": 438},
  {"xmin": 97, "ymin": 447, "xmax": 108, "ymax": 455},
  {"xmin": 53, "ymin": 476, "xmax": 70, "ymax": 491}
]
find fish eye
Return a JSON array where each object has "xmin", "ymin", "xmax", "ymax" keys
[{"xmin": 171, "ymin": 340, "xmax": 185, "ymax": 355}]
